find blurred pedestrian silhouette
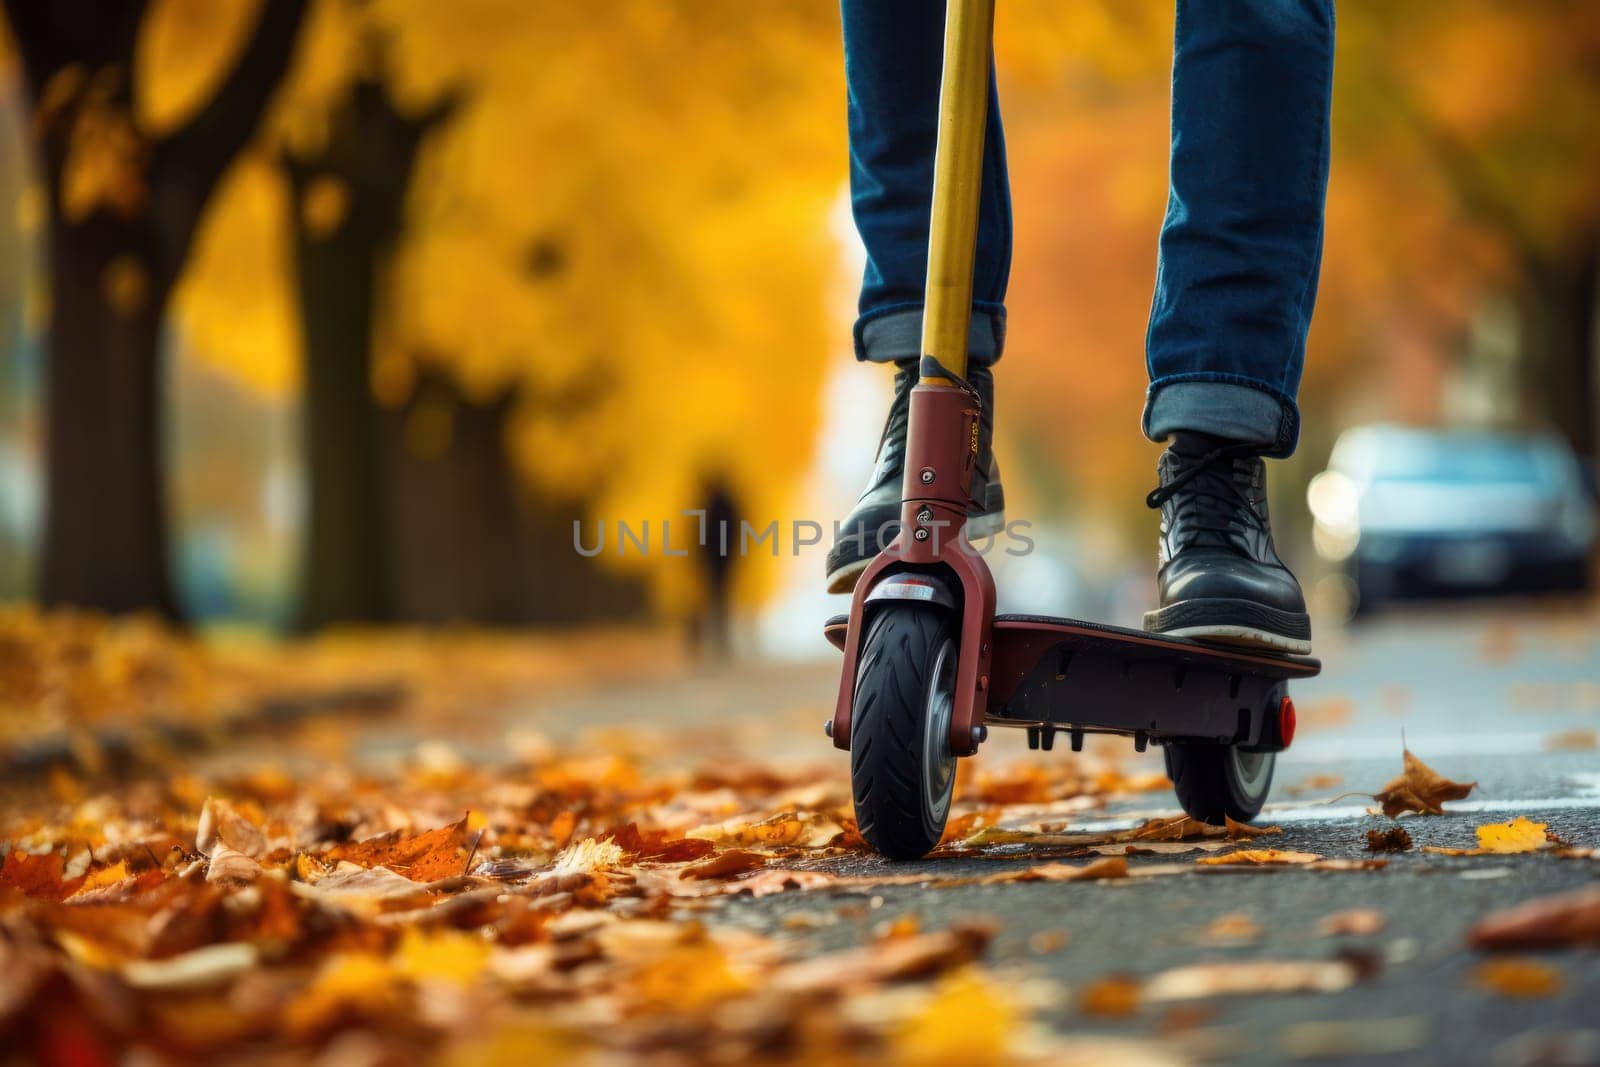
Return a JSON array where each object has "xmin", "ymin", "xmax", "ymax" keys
[{"xmin": 696, "ymin": 477, "xmax": 742, "ymax": 659}]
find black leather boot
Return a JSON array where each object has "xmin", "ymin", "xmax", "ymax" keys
[
  {"xmin": 825, "ymin": 359, "xmax": 1003, "ymax": 593},
  {"xmin": 1144, "ymin": 431, "xmax": 1311, "ymax": 654}
]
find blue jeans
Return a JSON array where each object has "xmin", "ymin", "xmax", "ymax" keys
[{"xmin": 842, "ymin": 0, "xmax": 1334, "ymax": 457}]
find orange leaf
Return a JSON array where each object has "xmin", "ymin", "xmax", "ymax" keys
[
  {"xmin": 1318, "ymin": 908, "xmax": 1386, "ymax": 937},
  {"xmin": 981, "ymin": 856, "xmax": 1129, "ymax": 884},
  {"xmin": 1469, "ymin": 886, "xmax": 1600, "ymax": 949},
  {"xmin": 327, "ymin": 816, "xmax": 472, "ymax": 883},
  {"xmin": 1472, "ymin": 958, "xmax": 1563, "ymax": 998},
  {"xmin": 1195, "ymin": 850, "xmax": 1322, "ymax": 866},
  {"xmin": 1078, "ymin": 975, "xmax": 1142, "ymax": 1016},
  {"xmin": 1195, "ymin": 913, "xmax": 1261, "ymax": 945},
  {"xmin": 679, "ymin": 850, "xmax": 767, "ymax": 880},
  {"xmin": 0, "ymin": 850, "xmax": 84, "ymax": 900},
  {"xmin": 602, "ymin": 823, "xmax": 714, "ymax": 863},
  {"xmin": 547, "ymin": 810, "xmax": 577, "ymax": 848}
]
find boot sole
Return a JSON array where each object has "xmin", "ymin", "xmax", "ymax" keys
[
  {"xmin": 1144, "ymin": 598, "xmax": 1312, "ymax": 656},
  {"xmin": 825, "ymin": 510, "xmax": 1007, "ymax": 595}
]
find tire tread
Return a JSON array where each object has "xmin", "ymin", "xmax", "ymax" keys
[
  {"xmin": 1166, "ymin": 743, "xmax": 1274, "ymax": 825},
  {"xmin": 850, "ymin": 608, "xmax": 955, "ymax": 859}
]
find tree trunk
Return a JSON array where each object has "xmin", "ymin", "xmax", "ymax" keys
[
  {"xmin": 1521, "ymin": 234, "xmax": 1599, "ymax": 464},
  {"xmin": 380, "ymin": 370, "xmax": 649, "ymax": 625},
  {"xmin": 39, "ymin": 215, "xmax": 176, "ymax": 615},
  {"xmin": 290, "ymin": 174, "xmax": 391, "ymax": 626},
  {"xmin": 381, "ymin": 373, "xmax": 527, "ymax": 623},
  {"xmin": 4, "ymin": 0, "xmax": 308, "ymax": 618},
  {"xmin": 286, "ymin": 82, "xmax": 650, "ymax": 628},
  {"xmin": 288, "ymin": 81, "xmax": 454, "ymax": 629}
]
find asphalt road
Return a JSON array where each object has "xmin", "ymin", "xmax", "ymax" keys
[
  {"xmin": 348, "ymin": 601, "xmax": 1600, "ymax": 1064},
  {"xmin": 730, "ymin": 604, "xmax": 1600, "ymax": 1066}
]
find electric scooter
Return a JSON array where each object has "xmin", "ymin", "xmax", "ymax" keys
[{"xmin": 824, "ymin": 0, "xmax": 1319, "ymax": 860}]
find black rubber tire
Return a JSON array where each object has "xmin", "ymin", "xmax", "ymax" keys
[
  {"xmin": 1165, "ymin": 743, "xmax": 1275, "ymax": 825},
  {"xmin": 850, "ymin": 607, "xmax": 959, "ymax": 860}
]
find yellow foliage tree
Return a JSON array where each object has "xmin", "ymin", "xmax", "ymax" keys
[{"xmin": 175, "ymin": 0, "xmax": 846, "ymax": 622}]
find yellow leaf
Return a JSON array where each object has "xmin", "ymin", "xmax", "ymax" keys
[
  {"xmin": 686, "ymin": 811, "xmax": 842, "ymax": 849},
  {"xmin": 1475, "ymin": 817, "xmax": 1548, "ymax": 855},
  {"xmin": 393, "ymin": 928, "xmax": 491, "ymax": 988},
  {"xmin": 74, "ymin": 859, "xmax": 130, "ymax": 894},
  {"xmin": 135, "ymin": 0, "xmax": 264, "ymax": 135},
  {"xmin": 284, "ymin": 952, "xmax": 396, "ymax": 1035},
  {"xmin": 294, "ymin": 853, "xmax": 328, "ymax": 881},
  {"xmin": 893, "ymin": 966, "xmax": 1018, "ymax": 1064},
  {"xmin": 54, "ymin": 930, "xmax": 116, "ymax": 969},
  {"xmin": 442, "ymin": 1020, "xmax": 587, "ymax": 1067},
  {"xmin": 625, "ymin": 938, "xmax": 752, "ymax": 1012}
]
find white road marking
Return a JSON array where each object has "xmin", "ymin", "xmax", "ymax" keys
[
  {"xmin": 1263, "ymin": 794, "xmax": 1600, "ymax": 824},
  {"xmin": 1076, "ymin": 788, "xmax": 1600, "ymax": 833},
  {"xmin": 1281, "ymin": 731, "xmax": 1595, "ymax": 762}
]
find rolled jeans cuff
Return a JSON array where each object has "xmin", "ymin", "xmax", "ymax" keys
[
  {"xmin": 1144, "ymin": 378, "xmax": 1299, "ymax": 458},
  {"xmin": 854, "ymin": 304, "xmax": 1006, "ymax": 366}
]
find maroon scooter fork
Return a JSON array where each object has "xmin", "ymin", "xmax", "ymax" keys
[{"xmin": 829, "ymin": 379, "xmax": 996, "ymax": 759}]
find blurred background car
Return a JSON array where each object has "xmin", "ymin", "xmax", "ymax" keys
[{"xmin": 1307, "ymin": 425, "xmax": 1597, "ymax": 613}]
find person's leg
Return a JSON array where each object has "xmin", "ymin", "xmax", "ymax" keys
[
  {"xmin": 1142, "ymin": 0, "xmax": 1335, "ymax": 652},
  {"xmin": 843, "ymin": 0, "xmax": 1011, "ymax": 362},
  {"xmin": 828, "ymin": 0, "xmax": 1013, "ymax": 592}
]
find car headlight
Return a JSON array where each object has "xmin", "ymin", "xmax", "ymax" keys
[
  {"xmin": 1307, "ymin": 471, "xmax": 1361, "ymax": 562},
  {"xmin": 1307, "ymin": 471, "xmax": 1359, "ymax": 531}
]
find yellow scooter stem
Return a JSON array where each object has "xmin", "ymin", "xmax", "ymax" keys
[{"xmin": 920, "ymin": 0, "xmax": 995, "ymax": 387}]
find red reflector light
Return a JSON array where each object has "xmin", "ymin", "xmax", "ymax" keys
[{"xmin": 1278, "ymin": 696, "xmax": 1297, "ymax": 748}]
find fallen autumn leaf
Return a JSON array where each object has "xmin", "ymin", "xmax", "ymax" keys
[
  {"xmin": 1472, "ymin": 958, "xmax": 1563, "ymax": 998},
  {"xmin": 1195, "ymin": 850, "xmax": 1322, "ymax": 867},
  {"xmin": 1143, "ymin": 960, "xmax": 1362, "ymax": 1002},
  {"xmin": 1475, "ymin": 817, "xmax": 1550, "ymax": 854},
  {"xmin": 1371, "ymin": 748, "xmax": 1476, "ymax": 817},
  {"xmin": 1469, "ymin": 886, "xmax": 1600, "ymax": 949}
]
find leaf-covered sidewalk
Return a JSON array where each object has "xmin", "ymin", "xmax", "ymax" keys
[{"xmin": 0, "ymin": 711, "xmax": 1186, "ymax": 1063}]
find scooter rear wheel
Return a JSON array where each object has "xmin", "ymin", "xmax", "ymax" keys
[
  {"xmin": 850, "ymin": 606, "xmax": 958, "ymax": 860},
  {"xmin": 1164, "ymin": 742, "xmax": 1275, "ymax": 825}
]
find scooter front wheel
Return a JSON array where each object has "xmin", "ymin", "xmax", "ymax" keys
[{"xmin": 850, "ymin": 606, "xmax": 959, "ymax": 860}]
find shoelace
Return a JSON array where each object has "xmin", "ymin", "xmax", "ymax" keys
[
  {"xmin": 875, "ymin": 362, "xmax": 919, "ymax": 458},
  {"xmin": 1145, "ymin": 441, "xmax": 1266, "ymax": 548},
  {"xmin": 878, "ymin": 357, "xmax": 988, "ymax": 461},
  {"xmin": 917, "ymin": 354, "xmax": 984, "ymax": 407}
]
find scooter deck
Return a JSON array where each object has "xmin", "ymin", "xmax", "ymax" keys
[{"xmin": 824, "ymin": 612, "xmax": 1319, "ymax": 749}]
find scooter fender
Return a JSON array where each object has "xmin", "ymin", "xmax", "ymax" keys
[
  {"xmin": 864, "ymin": 571, "xmax": 959, "ymax": 613},
  {"xmin": 830, "ymin": 542, "xmax": 995, "ymax": 759}
]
